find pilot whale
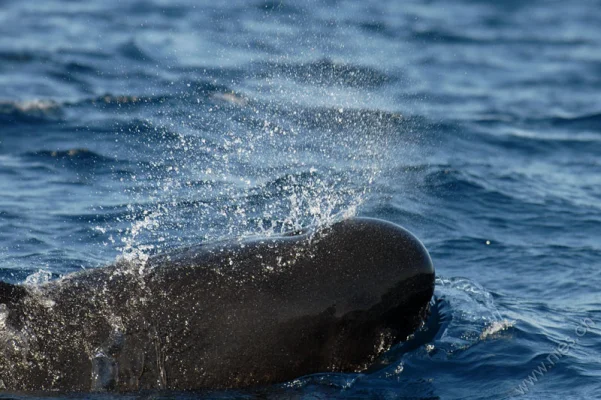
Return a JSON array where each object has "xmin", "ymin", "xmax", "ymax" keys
[{"xmin": 0, "ymin": 217, "xmax": 434, "ymax": 392}]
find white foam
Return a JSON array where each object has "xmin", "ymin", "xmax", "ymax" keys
[{"xmin": 480, "ymin": 319, "xmax": 515, "ymax": 340}]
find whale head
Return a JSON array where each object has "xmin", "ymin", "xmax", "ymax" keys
[
  {"xmin": 306, "ymin": 218, "xmax": 435, "ymax": 372},
  {"xmin": 265, "ymin": 217, "xmax": 436, "ymax": 375}
]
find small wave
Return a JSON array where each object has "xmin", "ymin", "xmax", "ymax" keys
[
  {"xmin": 0, "ymin": 50, "xmax": 50, "ymax": 63},
  {"xmin": 279, "ymin": 104, "xmax": 407, "ymax": 134},
  {"xmin": 423, "ymin": 167, "xmax": 488, "ymax": 194},
  {"xmin": 256, "ymin": 0, "xmax": 301, "ymax": 14},
  {"xmin": 57, "ymin": 205, "xmax": 135, "ymax": 225},
  {"xmin": 423, "ymin": 165, "xmax": 560, "ymax": 213},
  {"xmin": 185, "ymin": 80, "xmax": 237, "ymax": 96},
  {"xmin": 411, "ymin": 28, "xmax": 590, "ymax": 47},
  {"xmin": 255, "ymin": 59, "xmax": 393, "ymax": 89},
  {"xmin": 117, "ymin": 40, "xmax": 154, "ymax": 62},
  {"xmin": 64, "ymin": 61, "xmax": 97, "ymax": 74},
  {"xmin": 28, "ymin": 148, "xmax": 105, "ymax": 159},
  {"xmin": 88, "ymin": 94, "xmax": 148, "ymax": 106},
  {"xmin": 210, "ymin": 91, "xmax": 249, "ymax": 107},
  {"xmin": 70, "ymin": 93, "xmax": 177, "ymax": 109},
  {"xmin": 546, "ymin": 112, "xmax": 601, "ymax": 132},
  {"xmin": 507, "ymin": 128, "xmax": 601, "ymax": 143},
  {"xmin": 0, "ymin": 99, "xmax": 63, "ymax": 123},
  {"xmin": 26, "ymin": 148, "xmax": 114, "ymax": 162},
  {"xmin": 111, "ymin": 118, "xmax": 185, "ymax": 142},
  {"xmin": 75, "ymin": 84, "xmax": 230, "ymax": 109},
  {"xmin": 356, "ymin": 20, "xmax": 398, "ymax": 38},
  {"xmin": 125, "ymin": 1, "xmax": 188, "ymax": 18},
  {"xmin": 56, "ymin": 47, "xmax": 112, "ymax": 60},
  {"xmin": 411, "ymin": 28, "xmax": 491, "ymax": 45}
]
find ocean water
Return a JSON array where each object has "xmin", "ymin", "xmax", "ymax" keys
[{"xmin": 1, "ymin": 0, "xmax": 600, "ymax": 399}]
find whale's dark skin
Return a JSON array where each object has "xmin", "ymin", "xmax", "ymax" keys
[{"xmin": 0, "ymin": 217, "xmax": 434, "ymax": 393}]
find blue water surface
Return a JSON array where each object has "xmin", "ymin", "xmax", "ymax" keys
[{"xmin": 0, "ymin": 0, "xmax": 600, "ymax": 399}]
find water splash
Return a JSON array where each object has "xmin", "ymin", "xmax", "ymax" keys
[
  {"xmin": 433, "ymin": 277, "xmax": 514, "ymax": 351},
  {"xmin": 0, "ymin": 304, "xmax": 8, "ymax": 330},
  {"xmin": 91, "ymin": 350, "xmax": 117, "ymax": 391},
  {"xmin": 117, "ymin": 209, "xmax": 162, "ymax": 273},
  {"xmin": 109, "ymin": 89, "xmax": 393, "ymax": 262},
  {"xmin": 23, "ymin": 269, "xmax": 52, "ymax": 286},
  {"xmin": 480, "ymin": 319, "xmax": 515, "ymax": 340}
]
